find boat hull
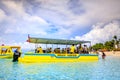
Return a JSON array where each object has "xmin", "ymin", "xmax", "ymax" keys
[
  {"xmin": 0, "ymin": 54, "xmax": 13, "ymax": 59},
  {"xmin": 19, "ymin": 53, "xmax": 98, "ymax": 63}
]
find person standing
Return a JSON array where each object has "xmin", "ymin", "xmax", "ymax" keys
[
  {"xmin": 102, "ymin": 51, "xmax": 106, "ymax": 59},
  {"xmin": 70, "ymin": 44, "xmax": 76, "ymax": 54},
  {"xmin": 37, "ymin": 47, "xmax": 43, "ymax": 53},
  {"xmin": 12, "ymin": 49, "xmax": 21, "ymax": 62}
]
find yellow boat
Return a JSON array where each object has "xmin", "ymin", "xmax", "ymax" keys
[
  {"xmin": 18, "ymin": 35, "xmax": 98, "ymax": 63},
  {"xmin": 19, "ymin": 53, "xmax": 98, "ymax": 63},
  {"xmin": 0, "ymin": 46, "xmax": 21, "ymax": 59}
]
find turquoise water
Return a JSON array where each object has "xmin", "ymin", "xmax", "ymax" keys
[{"xmin": 0, "ymin": 56, "xmax": 120, "ymax": 80}]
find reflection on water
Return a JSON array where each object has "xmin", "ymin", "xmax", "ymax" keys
[{"xmin": 0, "ymin": 56, "xmax": 120, "ymax": 80}]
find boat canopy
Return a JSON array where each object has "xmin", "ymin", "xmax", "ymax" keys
[{"xmin": 28, "ymin": 37, "xmax": 91, "ymax": 45}]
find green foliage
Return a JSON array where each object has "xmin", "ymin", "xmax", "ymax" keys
[
  {"xmin": 92, "ymin": 40, "xmax": 114, "ymax": 51},
  {"xmin": 104, "ymin": 40, "xmax": 114, "ymax": 50},
  {"xmin": 92, "ymin": 43, "xmax": 104, "ymax": 50},
  {"xmin": 92, "ymin": 35, "xmax": 120, "ymax": 51}
]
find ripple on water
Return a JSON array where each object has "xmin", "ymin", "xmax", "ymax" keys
[{"xmin": 0, "ymin": 56, "xmax": 120, "ymax": 80}]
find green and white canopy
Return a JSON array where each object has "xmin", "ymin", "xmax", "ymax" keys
[{"xmin": 28, "ymin": 37, "xmax": 91, "ymax": 45}]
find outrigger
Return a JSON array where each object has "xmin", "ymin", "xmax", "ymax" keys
[{"xmin": 19, "ymin": 35, "xmax": 99, "ymax": 62}]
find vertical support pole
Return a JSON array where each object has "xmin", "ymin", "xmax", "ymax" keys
[
  {"xmin": 46, "ymin": 44, "xmax": 47, "ymax": 53},
  {"xmin": 52, "ymin": 44, "xmax": 53, "ymax": 53},
  {"xmin": 57, "ymin": 44, "xmax": 58, "ymax": 48},
  {"xmin": 35, "ymin": 43, "xmax": 38, "ymax": 53},
  {"xmin": 89, "ymin": 42, "xmax": 91, "ymax": 54},
  {"xmin": 66, "ymin": 44, "xmax": 67, "ymax": 54}
]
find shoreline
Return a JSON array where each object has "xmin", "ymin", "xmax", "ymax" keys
[{"xmin": 104, "ymin": 51, "xmax": 120, "ymax": 56}]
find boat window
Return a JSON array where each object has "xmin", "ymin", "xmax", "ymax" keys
[{"xmin": 1, "ymin": 48, "xmax": 7, "ymax": 54}]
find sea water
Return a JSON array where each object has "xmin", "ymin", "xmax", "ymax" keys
[{"xmin": 0, "ymin": 56, "xmax": 120, "ymax": 80}]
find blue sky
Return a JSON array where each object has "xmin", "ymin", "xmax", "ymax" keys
[{"xmin": 0, "ymin": 0, "xmax": 120, "ymax": 49}]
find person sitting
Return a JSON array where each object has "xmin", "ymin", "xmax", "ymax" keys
[
  {"xmin": 78, "ymin": 44, "xmax": 83, "ymax": 54},
  {"xmin": 67, "ymin": 47, "xmax": 70, "ymax": 54},
  {"xmin": 49, "ymin": 47, "xmax": 52, "ymax": 53},
  {"xmin": 83, "ymin": 45, "xmax": 89, "ymax": 54},
  {"xmin": 1, "ymin": 49, "xmax": 6, "ymax": 55},
  {"xmin": 62, "ymin": 48, "xmax": 65, "ymax": 54},
  {"xmin": 1, "ymin": 50, "xmax": 5, "ymax": 55}
]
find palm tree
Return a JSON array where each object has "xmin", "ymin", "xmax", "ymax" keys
[
  {"xmin": 113, "ymin": 35, "xmax": 117, "ymax": 41},
  {"xmin": 113, "ymin": 35, "xmax": 118, "ymax": 49},
  {"xmin": 118, "ymin": 39, "xmax": 120, "ymax": 48}
]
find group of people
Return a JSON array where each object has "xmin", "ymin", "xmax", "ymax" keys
[
  {"xmin": 70, "ymin": 44, "xmax": 106, "ymax": 59},
  {"xmin": 34, "ymin": 44, "xmax": 89, "ymax": 54},
  {"xmin": 11, "ymin": 44, "xmax": 106, "ymax": 62},
  {"xmin": 70, "ymin": 44, "xmax": 89, "ymax": 54},
  {"xmin": 34, "ymin": 45, "xmax": 106, "ymax": 60},
  {"xmin": 12, "ymin": 45, "xmax": 106, "ymax": 62}
]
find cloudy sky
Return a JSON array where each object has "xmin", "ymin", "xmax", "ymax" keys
[{"xmin": 0, "ymin": 0, "xmax": 120, "ymax": 49}]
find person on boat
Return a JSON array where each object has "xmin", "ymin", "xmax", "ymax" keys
[
  {"xmin": 78, "ymin": 44, "xmax": 83, "ymax": 54},
  {"xmin": 49, "ymin": 47, "xmax": 52, "ymax": 53},
  {"xmin": 12, "ymin": 49, "xmax": 21, "ymax": 62},
  {"xmin": 102, "ymin": 51, "xmax": 106, "ymax": 59},
  {"xmin": 76, "ymin": 46, "xmax": 79, "ymax": 54},
  {"xmin": 70, "ymin": 44, "xmax": 76, "ymax": 54},
  {"xmin": 1, "ymin": 49, "xmax": 5, "ymax": 55},
  {"xmin": 67, "ymin": 47, "xmax": 70, "ymax": 54},
  {"xmin": 83, "ymin": 45, "xmax": 88, "ymax": 54},
  {"xmin": 1, "ymin": 48, "xmax": 7, "ymax": 55},
  {"xmin": 62, "ymin": 48, "xmax": 65, "ymax": 54},
  {"xmin": 35, "ymin": 48, "xmax": 37, "ymax": 53},
  {"xmin": 37, "ymin": 47, "xmax": 43, "ymax": 53},
  {"xmin": 46, "ymin": 47, "xmax": 51, "ymax": 53}
]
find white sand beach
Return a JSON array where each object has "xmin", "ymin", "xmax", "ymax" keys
[{"xmin": 104, "ymin": 51, "xmax": 120, "ymax": 56}]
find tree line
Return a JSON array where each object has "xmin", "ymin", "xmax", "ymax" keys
[{"xmin": 92, "ymin": 35, "xmax": 120, "ymax": 51}]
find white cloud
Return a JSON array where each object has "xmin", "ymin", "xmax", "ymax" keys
[
  {"xmin": 2, "ymin": 0, "xmax": 25, "ymax": 16},
  {"xmin": 1, "ymin": 0, "xmax": 120, "ymax": 36},
  {"xmin": 0, "ymin": 0, "xmax": 50, "ymax": 36},
  {"xmin": 73, "ymin": 21, "xmax": 120, "ymax": 45},
  {"xmin": 29, "ymin": 0, "xmax": 120, "ymax": 38},
  {"xmin": 0, "ymin": 0, "xmax": 120, "ymax": 48},
  {"xmin": 0, "ymin": 9, "xmax": 6, "ymax": 22},
  {"xmin": 35, "ymin": 0, "xmax": 120, "ymax": 26},
  {"xmin": 25, "ymin": 15, "xmax": 47, "ymax": 24}
]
